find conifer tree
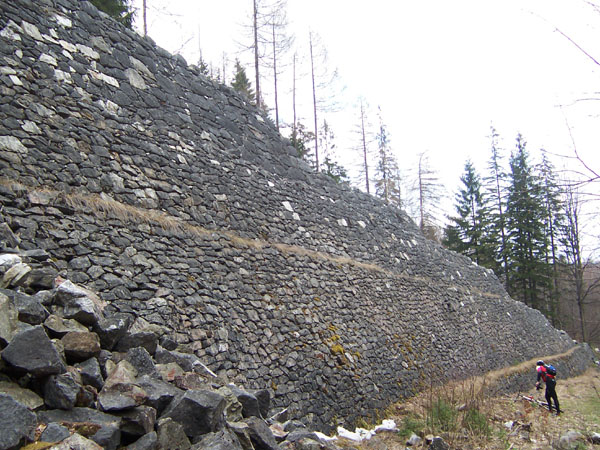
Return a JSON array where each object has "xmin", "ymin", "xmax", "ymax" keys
[
  {"xmin": 374, "ymin": 112, "xmax": 399, "ymax": 204},
  {"xmin": 231, "ymin": 59, "xmax": 255, "ymax": 103},
  {"xmin": 505, "ymin": 134, "xmax": 550, "ymax": 311},
  {"xmin": 538, "ymin": 153, "xmax": 564, "ymax": 323},
  {"xmin": 443, "ymin": 161, "xmax": 494, "ymax": 267},
  {"xmin": 415, "ymin": 152, "xmax": 442, "ymax": 239},
  {"xmin": 483, "ymin": 127, "xmax": 510, "ymax": 281},
  {"xmin": 290, "ymin": 122, "xmax": 315, "ymax": 163}
]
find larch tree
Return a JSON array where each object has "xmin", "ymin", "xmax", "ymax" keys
[
  {"xmin": 415, "ymin": 152, "xmax": 443, "ymax": 239},
  {"xmin": 353, "ymin": 98, "xmax": 373, "ymax": 194},
  {"xmin": 265, "ymin": 0, "xmax": 294, "ymax": 131},
  {"xmin": 308, "ymin": 31, "xmax": 341, "ymax": 172},
  {"xmin": 559, "ymin": 184, "xmax": 595, "ymax": 342},
  {"xmin": 538, "ymin": 153, "xmax": 564, "ymax": 323},
  {"xmin": 483, "ymin": 126, "xmax": 510, "ymax": 281}
]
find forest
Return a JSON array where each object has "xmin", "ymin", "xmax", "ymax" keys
[{"xmin": 91, "ymin": 0, "xmax": 599, "ymax": 346}]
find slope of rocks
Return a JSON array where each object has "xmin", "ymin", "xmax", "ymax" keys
[{"xmin": 0, "ymin": 246, "xmax": 340, "ymax": 450}]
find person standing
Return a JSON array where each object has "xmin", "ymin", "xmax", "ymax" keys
[{"xmin": 535, "ymin": 360, "xmax": 561, "ymax": 415}]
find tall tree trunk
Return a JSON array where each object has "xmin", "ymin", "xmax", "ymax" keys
[
  {"xmin": 418, "ymin": 153, "xmax": 425, "ymax": 230},
  {"xmin": 360, "ymin": 99, "xmax": 370, "ymax": 194},
  {"xmin": 292, "ymin": 53, "xmax": 296, "ymax": 138},
  {"xmin": 272, "ymin": 23, "xmax": 279, "ymax": 130},
  {"xmin": 253, "ymin": 0, "xmax": 261, "ymax": 109},
  {"xmin": 143, "ymin": 0, "xmax": 147, "ymax": 36},
  {"xmin": 309, "ymin": 33, "xmax": 319, "ymax": 171}
]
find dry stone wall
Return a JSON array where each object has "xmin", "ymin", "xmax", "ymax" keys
[{"xmin": 0, "ymin": 0, "xmax": 593, "ymax": 431}]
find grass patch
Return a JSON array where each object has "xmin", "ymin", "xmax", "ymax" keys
[
  {"xmin": 427, "ymin": 398, "xmax": 458, "ymax": 432},
  {"xmin": 397, "ymin": 414, "xmax": 425, "ymax": 438}
]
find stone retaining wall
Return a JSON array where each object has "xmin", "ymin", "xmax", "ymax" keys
[{"xmin": 0, "ymin": 0, "xmax": 591, "ymax": 431}]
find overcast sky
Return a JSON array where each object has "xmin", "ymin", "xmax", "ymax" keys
[{"xmin": 129, "ymin": 0, "xmax": 599, "ymax": 234}]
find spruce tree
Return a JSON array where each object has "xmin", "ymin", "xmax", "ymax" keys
[
  {"xmin": 505, "ymin": 135, "xmax": 550, "ymax": 311},
  {"xmin": 374, "ymin": 115, "xmax": 399, "ymax": 204},
  {"xmin": 443, "ymin": 161, "xmax": 494, "ymax": 267},
  {"xmin": 231, "ymin": 59, "xmax": 256, "ymax": 103}
]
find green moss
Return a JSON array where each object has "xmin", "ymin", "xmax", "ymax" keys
[{"xmin": 330, "ymin": 344, "xmax": 344, "ymax": 356}]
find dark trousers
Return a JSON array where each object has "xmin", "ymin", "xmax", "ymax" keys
[{"xmin": 545, "ymin": 378, "xmax": 560, "ymax": 413}]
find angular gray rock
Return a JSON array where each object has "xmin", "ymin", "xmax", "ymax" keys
[
  {"xmin": 125, "ymin": 347, "xmax": 160, "ymax": 379},
  {"xmin": 244, "ymin": 416, "xmax": 282, "ymax": 450},
  {"xmin": 253, "ymin": 389, "xmax": 271, "ymax": 419},
  {"xmin": 161, "ymin": 390, "xmax": 227, "ymax": 442},
  {"xmin": 0, "ymin": 394, "xmax": 37, "ymax": 450},
  {"xmin": 194, "ymin": 428, "xmax": 244, "ymax": 450},
  {"xmin": 115, "ymin": 331, "xmax": 158, "ymax": 355},
  {"xmin": 125, "ymin": 431, "xmax": 158, "ymax": 450},
  {"xmin": 75, "ymin": 357, "xmax": 105, "ymax": 390},
  {"xmin": 116, "ymin": 405, "xmax": 157, "ymax": 437},
  {"xmin": 0, "ymin": 380, "xmax": 44, "ymax": 410},
  {"xmin": 1, "ymin": 326, "xmax": 66, "ymax": 376},
  {"xmin": 0, "ymin": 289, "xmax": 49, "ymax": 325},
  {"xmin": 50, "ymin": 433, "xmax": 104, "ymax": 450},
  {"xmin": 155, "ymin": 346, "xmax": 201, "ymax": 372},
  {"xmin": 136, "ymin": 375, "xmax": 182, "ymax": 415},
  {"xmin": 98, "ymin": 382, "xmax": 148, "ymax": 412},
  {"xmin": 37, "ymin": 407, "xmax": 122, "ymax": 450},
  {"xmin": 20, "ymin": 266, "xmax": 58, "ymax": 292},
  {"xmin": 428, "ymin": 436, "xmax": 450, "ymax": 450},
  {"xmin": 1, "ymin": 262, "xmax": 31, "ymax": 289},
  {"xmin": 93, "ymin": 313, "xmax": 133, "ymax": 350},
  {"xmin": 43, "ymin": 373, "xmax": 81, "ymax": 410},
  {"xmin": 40, "ymin": 423, "xmax": 71, "ymax": 443},
  {"xmin": 157, "ymin": 417, "xmax": 191, "ymax": 450},
  {"xmin": 228, "ymin": 385, "xmax": 262, "ymax": 419},
  {"xmin": 44, "ymin": 314, "xmax": 89, "ymax": 338},
  {"xmin": 53, "ymin": 280, "xmax": 105, "ymax": 325}
]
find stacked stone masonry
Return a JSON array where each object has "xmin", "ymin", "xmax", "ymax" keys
[{"xmin": 0, "ymin": 0, "xmax": 593, "ymax": 431}]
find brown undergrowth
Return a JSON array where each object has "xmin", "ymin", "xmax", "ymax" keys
[{"xmin": 336, "ymin": 361, "xmax": 600, "ymax": 450}]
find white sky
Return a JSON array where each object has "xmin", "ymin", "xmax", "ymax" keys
[{"xmin": 130, "ymin": 0, "xmax": 599, "ymax": 240}]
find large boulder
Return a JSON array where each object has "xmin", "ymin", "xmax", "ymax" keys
[
  {"xmin": 74, "ymin": 357, "xmax": 105, "ymax": 390},
  {"xmin": 0, "ymin": 394, "xmax": 37, "ymax": 450},
  {"xmin": 136, "ymin": 375, "xmax": 182, "ymax": 415},
  {"xmin": 43, "ymin": 373, "xmax": 81, "ymax": 410},
  {"xmin": 0, "ymin": 380, "xmax": 44, "ymax": 410},
  {"xmin": 0, "ymin": 289, "xmax": 49, "ymax": 325},
  {"xmin": 53, "ymin": 280, "xmax": 106, "ymax": 326},
  {"xmin": 1, "ymin": 326, "xmax": 66, "ymax": 376},
  {"xmin": 194, "ymin": 428, "xmax": 245, "ymax": 450},
  {"xmin": 37, "ymin": 407, "xmax": 122, "ymax": 450},
  {"xmin": 156, "ymin": 417, "xmax": 191, "ymax": 450},
  {"xmin": 98, "ymin": 360, "xmax": 148, "ymax": 412},
  {"xmin": 44, "ymin": 314, "xmax": 88, "ymax": 338},
  {"xmin": 93, "ymin": 313, "xmax": 133, "ymax": 350},
  {"xmin": 62, "ymin": 331, "xmax": 102, "ymax": 362},
  {"xmin": 161, "ymin": 390, "xmax": 227, "ymax": 442}
]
